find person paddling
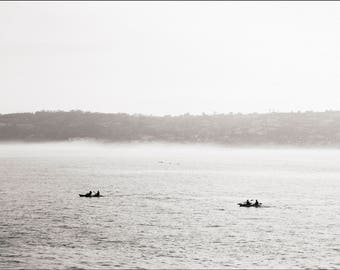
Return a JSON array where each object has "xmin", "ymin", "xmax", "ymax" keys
[
  {"xmin": 254, "ymin": 200, "xmax": 259, "ymax": 206},
  {"xmin": 94, "ymin": 190, "xmax": 100, "ymax": 197}
]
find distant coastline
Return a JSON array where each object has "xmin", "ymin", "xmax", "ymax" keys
[{"xmin": 1, "ymin": 110, "xmax": 340, "ymax": 147}]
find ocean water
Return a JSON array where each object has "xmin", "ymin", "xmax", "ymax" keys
[{"xmin": 0, "ymin": 142, "xmax": 339, "ymax": 269}]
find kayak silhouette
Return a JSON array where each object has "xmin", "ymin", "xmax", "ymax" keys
[
  {"xmin": 238, "ymin": 202, "xmax": 262, "ymax": 207},
  {"xmin": 79, "ymin": 194, "xmax": 104, "ymax": 197},
  {"xmin": 238, "ymin": 199, "xmax": 262, "ymax": 207},
  {"xmin": 79, "ymin": 190, "xmax": 103, "ymax": 197}
]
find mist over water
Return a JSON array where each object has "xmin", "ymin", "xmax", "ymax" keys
[{"xmin": 0, "ymin": 142, "xmax": 339, "ymax": 269}]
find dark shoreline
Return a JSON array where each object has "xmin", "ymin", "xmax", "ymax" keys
[{"xmin": 1, "ymin": 110, "xmax": 340, "ymax": 147}]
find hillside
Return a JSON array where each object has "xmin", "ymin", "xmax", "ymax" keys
[{"xmin": 1, "ymin": 110, "xmax": 340, "ymax": 146}]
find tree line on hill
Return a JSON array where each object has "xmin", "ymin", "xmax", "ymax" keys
[{"xmin": 0, "ymin": 110, "xmax": 340, "ymax": 146}]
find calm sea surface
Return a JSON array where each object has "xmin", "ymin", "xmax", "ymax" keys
[{"xmin": 0, "ymin": 142, "xmax": 339, "ymax": 269}]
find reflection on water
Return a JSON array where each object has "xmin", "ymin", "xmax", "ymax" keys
[{"xmin": 0, "ymin": 142, "xmax": 339, "ymax": 269}]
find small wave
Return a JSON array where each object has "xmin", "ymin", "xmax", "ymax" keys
[{"xmin": 206, "ymin": 225, "xmax": 223, "ymax": 228}]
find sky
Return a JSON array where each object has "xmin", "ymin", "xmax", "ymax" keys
[{"xmin": 1, "ymin": 1, "xmax": 340, "ymax": 116}]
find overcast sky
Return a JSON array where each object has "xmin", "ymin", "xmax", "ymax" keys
[{"xmin": 1, "ymin": 1, "xmax": 340, "ymax": 115}]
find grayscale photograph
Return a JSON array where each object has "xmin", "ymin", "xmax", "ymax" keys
[{"xmin": 0, "ymin": 1, "xmax": 339, "ymax": 269}]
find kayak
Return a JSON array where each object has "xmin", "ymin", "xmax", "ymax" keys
[
  {"xmin": 79, "ymin": 194, "xmax": 104, "ymax": 197},
  {"xmin": 238, "ymin": 203, "xmax": 262, "ymax": 207}
]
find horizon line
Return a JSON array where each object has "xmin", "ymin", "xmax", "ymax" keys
[{"xmin": 1, "ymin": 109, "xmax": 340, "ymax": 117}]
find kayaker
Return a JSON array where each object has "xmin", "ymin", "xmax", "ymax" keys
[
  {"xmin": 246, "ymin": 199, "xmax": 251, "ymax": 206},
  {"xmin": 254, "ymin": 200, "xmax": 259, "ymax": 206},
  {"xmin": 86, "ymin": 191, "xmax": 92, "ymax": 197},
  {"xmin": 94, "ymin": 190, "xmax": 100, "ymax": 197}
]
